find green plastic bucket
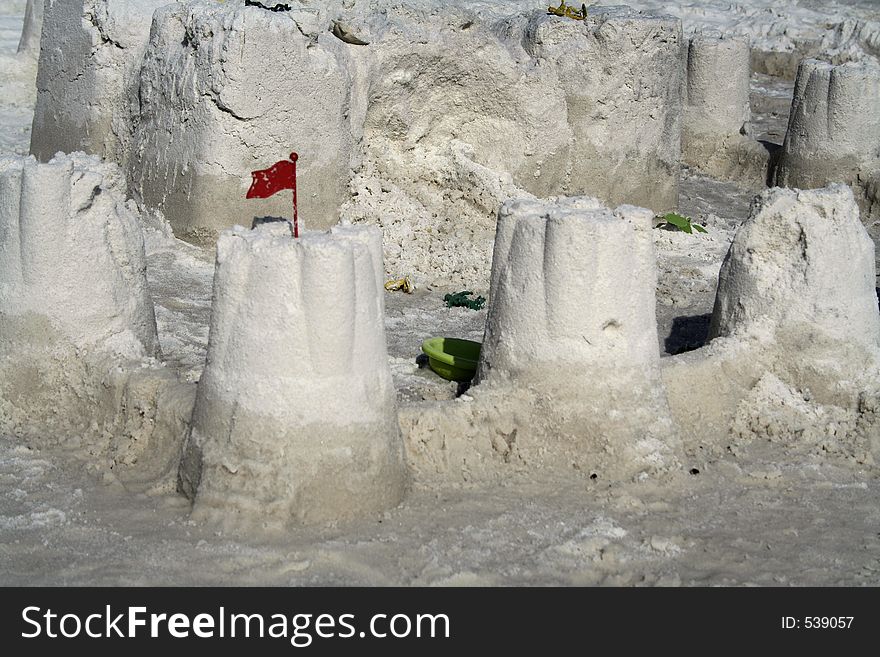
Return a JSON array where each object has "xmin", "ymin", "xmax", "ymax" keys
[{"xmin": 421, "ymin": 337, "xmax": 482, "ymax": 382}]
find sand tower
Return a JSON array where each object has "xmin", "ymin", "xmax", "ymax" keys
[
  {"xmin": 0, "ymin": 154, "xmax": 187, "ymax": 485},
  {"xmin": 685, "ymin": 35, "xmax": 750, "ymax": 140},
  {"xmin": 773, "ymin": 59, "xmax": 880, "ymax": 220},
  {"xmin": 178, "ymin": 223, "xmax": 408, "ymax": 529},
  {"xmin": 682, "ymin": 34, "xmax": 768, "ymax": 184},
  {"xmin": 0, "ymin": 153, "xmax": 158, "ymax": 358},
  {"xmin": 476, "ymin": 197, "xmax": 679, "ymax": 470}
]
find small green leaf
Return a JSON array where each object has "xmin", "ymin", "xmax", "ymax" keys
[
  {"xmin": 664, "ymin": 214, "xmax": 692, "ymax": 233},
  {"xmin": 656, "ymin": 212, "xmax": 707, "ymax": 235}
]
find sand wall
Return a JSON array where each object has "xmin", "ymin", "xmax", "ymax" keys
[
  {"xmin": 524, "ymin": 6, "xmax": 683, "ymax": 209},
  {"xmin": 403, "ymin": 185, "xmax": 880, "ymax": 484},
  {"xmin": 344, "ymin": 2, "xmax": 684, "ymax": 285},
  {"xmin": 30, "ymin": 1, "xmax": 685, "ymax": 283}
]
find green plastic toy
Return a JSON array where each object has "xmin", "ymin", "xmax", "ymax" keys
[{"xmin": 421, "ymin": 338, "xmax": 482, "ymax": 382}]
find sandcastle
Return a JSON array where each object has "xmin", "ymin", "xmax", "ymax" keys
[
  {"xmin": 2, "ymin": 156, "xmax": 876, "ymax": 516},
  {"xmin": 479, "ymin": 198, "xmax": 662, "ymax": 386},
  {"xmin": 178, "ymin": 223, "xmax": 409, "ymax": 529},
  {"xmin": 451, "ymin": 196, "xmax": 682, "ymax": 480},
  {"xmin": 685, "ymin": 36, "xmax": 751, "ymax": 140},
  {"xmin": 772, "ymin": 59, "xmax": 880, "ymax": 220},
  {"xmin": 711, "ymin": 185, "xmax": 879, "ymax": 348},
  {"xmin": 709, "ymin": 184, "xmax": 880, "ymax": 401},
  {"xmin": 7, "ymin": 1, "xmax": 880, "ymax": 532},
  {"xmin": 478, "ymin": 197, "xmax": 677, "ymax": 451},
  {"xmin": 682, "ymin": 34, "xmax": 769, "ymax": 185},
  {"xmin": 0, "ymin": 153, "xmax": 158, "ymax": 359},
  {"xmin": 403, "ymin": 182, "xmax": 879, "ymax": 482}
]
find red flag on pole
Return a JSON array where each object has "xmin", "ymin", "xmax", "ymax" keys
[{"xmin": 246, "ymin": 152, "xmax": 299, "ymax": 237}]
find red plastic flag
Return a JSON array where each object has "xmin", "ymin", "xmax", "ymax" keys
[{"xmin": 246, "ymin": 152, "xmax": 299, "ymax": 237}]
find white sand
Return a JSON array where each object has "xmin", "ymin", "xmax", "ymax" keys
[{"xmin": 1, "ymin": 1, "xmax": 879, "ymax": 586}]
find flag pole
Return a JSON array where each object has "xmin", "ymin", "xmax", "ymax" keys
[{"xmin": 290, "ymin": 152, "xmax": 299, "ymax": 238}]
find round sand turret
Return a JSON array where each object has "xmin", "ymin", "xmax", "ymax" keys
[
  {"xmin": 685, "ymin": 34, "xmax": 751, "ymax": 139},
  {"xmin": 0, "ymin": 154, "xmax": 186, "ymax": 487},
  {"xmin": 30, "ymin": 0, "xmax": 170, "ymax": 165},
  {"xmin": 129, "ymin": 1, "xmax": 354, "ymax": 244},
  {"xmin": 476, "ymin": 196, "xmax": 679, "ymax": 472},
  {"xmin": 0, "ymin": 153, "xmax": 159, "ymax": 358},
  {"xmin": 178, "ymin": 223, "xmax": 408, "ymax": 530},
  {"xmin": 479, "ymin": 197, "xmax": 662, "ymax": 383},
  {"xmin": 682, "ymin": 34, "xmax": 768, "ymax": 184},
  {"xmin": 773, "ymin": 59, "xmax": 880, "ymax": 220}
]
